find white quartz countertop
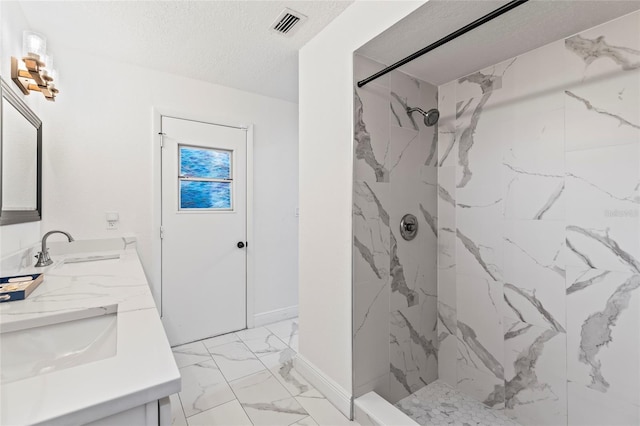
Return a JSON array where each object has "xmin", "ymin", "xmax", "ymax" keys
[{"xmin": 0, "ymin": 241, "xmax": 181, "ymax": 425}]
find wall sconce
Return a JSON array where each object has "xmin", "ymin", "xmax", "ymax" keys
[{"xmin": 11, "ymin": 31, "xmax": 59, "ymax": 102}]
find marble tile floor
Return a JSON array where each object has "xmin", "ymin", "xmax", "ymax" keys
[
  {"xmin": 395, "ymin": 381, "xmax": 520, "ymax": 426},
  {"xmin": 170, "ymin": 318, "xmax": 359, "ymax": 426}
]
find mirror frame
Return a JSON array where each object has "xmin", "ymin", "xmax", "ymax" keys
[{"xmin": 0, "ymin": 77, "xmax": 43, "ymax": 226}]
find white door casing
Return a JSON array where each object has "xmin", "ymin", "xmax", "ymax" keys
[{"xmin": 160, "ymin": 116, "xmax": 248, "ymax": 346}]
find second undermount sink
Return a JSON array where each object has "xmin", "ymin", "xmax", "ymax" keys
[{"xmin": 1, "ymin": 305, "xmax": 118, "ymax": 384}]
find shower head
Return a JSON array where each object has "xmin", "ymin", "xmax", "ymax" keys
[{"xmin": 407, "ymin": 107, "xmax": 440, "ymax": 127}]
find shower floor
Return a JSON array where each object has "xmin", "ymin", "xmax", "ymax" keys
[{"xmin": 395, "ymin": 380, "xmax": 520, "ymax": 426}]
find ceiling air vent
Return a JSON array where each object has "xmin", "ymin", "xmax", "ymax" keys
[{"xmin": 270, "ymin": 8, "xmax": 307, "ymax": 37}]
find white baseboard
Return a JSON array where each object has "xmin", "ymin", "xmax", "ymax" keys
[
  {"xmin": 294, "ymin": 353, "xmax": 352, "ymax": 419},
  {"xmin": 253, "ymin": 305, "xmax": 298, "ymax": 327}
]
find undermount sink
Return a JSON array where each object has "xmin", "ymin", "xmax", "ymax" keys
[
  {"xmin": 1, "ymin": 305, "xmax": 118, "ymax": 384},
  {"xmin": 64, "ymin": 254, "xmax": 121, "ymax": 264}
]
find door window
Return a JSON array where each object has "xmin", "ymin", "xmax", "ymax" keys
[{"xmin": 178, "ymin": 145, "xmax": 233, "ymax": 210}]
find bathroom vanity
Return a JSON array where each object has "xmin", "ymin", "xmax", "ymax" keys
[{"xmin": 0, "ymin": 238, "xmax": 180, "ymax": 425}]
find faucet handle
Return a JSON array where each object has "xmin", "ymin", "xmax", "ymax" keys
[{"xmin": 34, "ymin": 250, "xmax": 53, "ymax": 267}]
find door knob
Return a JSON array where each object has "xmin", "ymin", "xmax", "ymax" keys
[{"xmin": 237, "ymin": 242, "xmax": 246, "ymax": 249}]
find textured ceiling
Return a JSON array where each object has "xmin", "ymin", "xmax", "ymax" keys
[
  {"xmin": 357, "ymin": 0, "xmax": 640, "ymax": 85},
  {"xmin": 18, "ymin": 0, "xmax": 354, "ymax": 103}
]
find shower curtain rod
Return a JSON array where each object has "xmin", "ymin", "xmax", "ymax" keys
[{"xmin": 356, "ymin": 0, "xmax": 530, "ymax": 88}]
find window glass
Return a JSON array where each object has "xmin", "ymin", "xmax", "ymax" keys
[
  {"xmin": 178, "ymin": 145, "xmax": 232, "ymax": 210},
  {"xmin": 180, "ymin": 146, "xmax": 230, "ymax": 179}
]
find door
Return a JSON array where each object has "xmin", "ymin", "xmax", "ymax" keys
[{"xmin": 161, "ymin": 116, "xmax": 247, "ymax": 346}]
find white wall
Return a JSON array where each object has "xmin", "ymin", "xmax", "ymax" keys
[
  {"xmin": 298, "ymin": 0, "xmax": 424, "ymax": 399},
  {"xmin": 2, "ymin": 3, "xmax": 299, "ymax": 317},
  {"xmin": 0, "ymin": 1, "xmax": 42, "ymax": 258}
]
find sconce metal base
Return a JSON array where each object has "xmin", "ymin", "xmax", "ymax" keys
[{"xmin": 11, "ymin": 56, "xmax": 57, "ymax": 101}]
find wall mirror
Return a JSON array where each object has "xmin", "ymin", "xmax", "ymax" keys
[{"xmin": 0, "ymin": 77, "xmax": 42, "ymax": 226}]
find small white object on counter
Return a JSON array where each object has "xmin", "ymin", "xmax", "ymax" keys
[{"xmin": 0, "ymin": 238, "xmax": 180, "ymax": 426}]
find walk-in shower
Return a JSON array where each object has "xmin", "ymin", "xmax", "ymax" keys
[{"xmin": 352, "ymin": 0, "xmax": 640, "ymax": 425}]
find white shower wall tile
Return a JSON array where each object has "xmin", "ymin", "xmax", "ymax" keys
[
  {"xmin": 456, "ymin": 208, "xmax": 503, "ymax": 282},
  {"xmin": 354, "ymin": 279, "xmax": 390, "ymax": 390},
  {"xmin": 566, "ymin": 267, "xmax": 640, "ymax": 407},
  {"xmin": 354, "ymin": 56, "xmax": 439, "ymax": 401},
  {"xmin": 354, "ymin": 83, "xmax": 391, "ymax": 183},
  {"xmin": 390, "ymin": 70, "xmax": 423, "ymax": 131},
  {"xmin": 426, "ymin": 9, "xmax": 640, "ymax": 426},
  {"xmin": 456, "ymin": 272, "xmax": 504, "ymax": 384},
  {"xmin": 504, "ymin": 108, "xmax": 565, "ymax": 221},
  {"xmin": 353, "ymin": 181, "xmax": 391, "ymax": 286},
  {"xmin": 389, "ymin": 125, "xmax": 427, "ymax": 184},
  {"xmin": 503, "ymin": 318, "xmax": 567, "ymax": 426},
  {"xmin": 565, "ymin": 144, "xmax": 640, "ymax": 273},
  {"xmin": 456, "ymin": 363, "xmax": 504, "ymax": 409},
  {"xmin": 502, "ymin": 220, "xmax": 566, "ymax": 331},
  {"xmin": 564, "ymin": 12, "xmax": 640, "ymax": 152},
  {"xmin": 513, "ymin": 40, "xmax": 567, "ymax": 116},
  {"xmin": 568, "ymin": 381, "xmax": 640, "ymax": 426}
]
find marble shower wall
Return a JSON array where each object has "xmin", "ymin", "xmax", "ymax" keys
[
  {"xmin": 353, "ymin": 54, "xmax": 439, "ymax": 403},
  {"xmin": 436, "ymin": 11, "xmax": 640, "ymax": 426}
]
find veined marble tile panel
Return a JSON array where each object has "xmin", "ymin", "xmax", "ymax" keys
[
  {"xmin": 229, "ymin": 369, "xmax": 308, "ymax": 425},
  {"xmin": 503, "ymin": 318, "xmax": 567, "ymax": 426},
  {"xmin": 389, "ymin": 125, "xmax": 428, "ymax": 184},
  {"xmin": 456, "ymin": 208, "xmax": 503, "ymax": 282},
  {"xmin": 186, "ymin": 399, "xmax": 252, "ymax": 426},
  {"xmin": 456, "ymin": 363, "xmax": 505, "ymax": 409},
  {"xmin": 179, "ymin": 360, "xmax": 236, "ymax": 417},
  {"xmin": 389, "ymin": 303, "xmax": 438, "ymax": 403},
  {"xmin": 353, "ymin": 181, "xmax": 391, "ymax": 286},
  {"xmin": 354, "ymin": 279, "xmax": 390, "ymax": 392},
  {"xmin": 240, "ymin": 332, "xmax": 288, "ymax": 358},
  {"xmin": 437, "ymin": 301, "xmax": 458, "ymax": 388},
  {"xmin": 568, "ymin": 381, "xmax": 640, "ymax": 426},
  {"xmin": 456, "ymin": 273, "xmax": 504, "ymax": 383},
  {"xmin": 172, "ymin": 341, "xmax": 212, "ymax": 368},
  {"xmin": 564, "ymin": 11, "xmax": 640, "ymax": 83},
  {"xmin": 564, "ymin": 72, "xmax": 640, "ymax": 151},
  {"xmin": 388, "ymin": 189, "xmax": 437, "ymax": 310},
  {"xmin": 437, "ymin": 229, "xmax": 456, "ymax": 276},
  {"xmin": 564, "ymin": 13, "xmax": 640, "ymax": 151},
  {"xmin": 354, "ymin": 85, "xmax": 391, "ymax": 183},
  {"xmin": 437, "ymin": 166, "xmax": 456, "ymax": 232},
  {"xmin": 207, "ymin": 341, "xmax": 266, "ymax": 382},
  {"xmin": 513, "ymin": 40, "xmax": 567, "ymax": 116},
  {"xmin": 390, "ymin": 70, "xmax": 423, "ymax": 131},
  {"xmin": 170, "ymin": 393, "xmax": 187, "ymax": 426},
  {"xmin": 503, "ymin": 220, "xmax": 566, "ymax": 331},
  {"xmin": 455, "ymin": 89, "xmax": 513, "ymax": 198},
  {"xmin": 259, "ymin": 348, "xmax": 323, "ymax": 399},
  {"xmin": 265, "ymin": 318, "xmax": 298, "ymax": 349},
  {"xmin": 438, "ymin": 82, "xmax": 457, "ymax": 168},
  {"xmin": 455, "ymin": 58, "xmax": 517, "ymax": 105},
  {"xmin": 504, "ymin": 109, "xmax": 565, "ymax": 221},
  {"xmin": 565, "ymin": 144, "xmax": 640, "ymax": 272},
  {"xmin": 202, "ymin": 333, "xmax": 241, "ymax": 350},
  {"xmin": 566, "ymin": 267, "xmax": 640, "ymax": 406}
]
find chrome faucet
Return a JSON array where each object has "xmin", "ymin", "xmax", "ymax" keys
[{"xmin": 35, "ymin": 230, "xmax": 75, "ymax": 267}]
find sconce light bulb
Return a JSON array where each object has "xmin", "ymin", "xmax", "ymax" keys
[{"xmin": 23, "ymin": 31, "xmax": 47, "ymax": 59}]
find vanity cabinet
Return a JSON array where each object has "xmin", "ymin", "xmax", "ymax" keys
[{"xmin": 86, "ymin": 397, "xmax": 170, "ymax": 426}]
